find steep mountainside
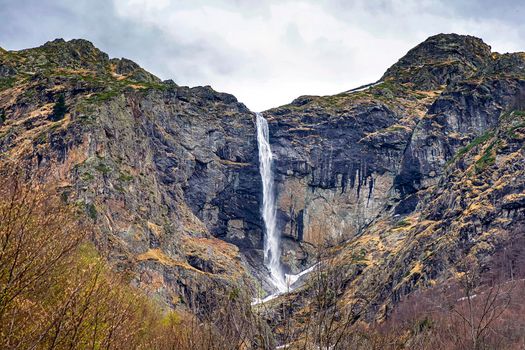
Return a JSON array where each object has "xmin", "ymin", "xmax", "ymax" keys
[
  {"xmin": 0, "ymin": 38, "xmax": 270, "ymax": 306},
  {"xmin": 263, "ymin": 34, "xmax": 525, "ymax": 328},
  {"xmin": 265, "ymin": 34, "xmax": 493, "ymax": 248},
  {"xmin": 1, "ymin": 34, "xmax": 524, "ymax": 329}
]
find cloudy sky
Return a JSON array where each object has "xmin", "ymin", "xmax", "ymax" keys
[{"xmin": 1, "ymin": 0, "xmax": 525, "ymax": 110}]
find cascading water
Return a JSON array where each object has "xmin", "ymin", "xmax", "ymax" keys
[{"xmin": 255, "ymin": 112, "xmax": 287, "ymax": 292}]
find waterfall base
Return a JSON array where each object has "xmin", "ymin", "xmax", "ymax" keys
[{"xmin": 251, "ymin": 264, "xmax": 319, "ymax": 306}]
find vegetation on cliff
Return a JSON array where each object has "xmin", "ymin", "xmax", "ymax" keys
[
  {"xmin": 0, "ymin": 170, "xmax": 276, "ymax": 350},
  {"xmin": 1, "ymin": 33, "xmax": 525, "ymax": 349}
]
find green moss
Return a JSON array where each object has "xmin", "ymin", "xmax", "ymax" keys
[
  {"xmin": 0, "ymin": 76, "xmax": 17, "ymax": 91},
  {"xmin": 351, "ymin": 248, "xmax": 367, "ymax": 262},
  {"xmin": 474, "ymin": 140, "xmax": 500, "ymax": 173},
  {"xmin": 22, "ymin": 88, "xmax": 36, "ymax": 100},
  {"xmin": 79, "ymin": 74, "xmax": 166, "ymax": 105},
  {"xmin": 500, "ymin": 110, "xmax": 525, "ymax": 138},
  {"xmin": 118, "ymin": 172, "xmax": 134, "ymax": 182},
  {"xmin": 142, "ymin": 81, "xmax": 168, "ymax": 91},
  {"xmin": 80, "ymin": 172, "xmax": 94, "ymax": 181},
  {"xmin": 228, "ymin": 287, "xmax": 240, "ymax": 301},
  {"xmin": 161, "ymin": 311, "xmax": 182, "ymax": 326},
  {"xmin": 500, "ymin": 110, "xmax": 525, "ymax": 122},
  {"xmin": 50, "ymin": 94, "xmax": 68, "ymax": 121},
  {"xmin": 448, "ymin": 130, "xmax": 494, "ymax": 165},
  {"xmin": 34, "ymin": 132, "xmax": 48, "ymax": 144},
  {"xmin": 86, "ymin": 202, "xmax": 97, "ymax": 220},
  {"xmin": 395, "ymin": 219, "xmax": 412, "ymax": 228},
  {"xmin": 94, "ymin": 163, "xmax": 111, "ymax": 175},
  {"xmin": 371, "ymin": 80, "xmax": 404, "ymax": 94},
  {"xmin": 86, "ymin": 89, "xmax": 121, "ymax": 103},
  {"xmin": 77, "ymin": 241, "xmax": 101, "ymax": 262},
  {"xmin": 507, "ymin": 123, "xmax": 525, "ymax": 138}
]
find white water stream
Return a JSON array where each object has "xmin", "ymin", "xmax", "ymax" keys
[
  {"xmin": 256, "ymin": 112, "xmax": 287, "ymax": 292},
  {"xmin": 254, "ymin": 112, "xmax": 319, "ymax": 307}
]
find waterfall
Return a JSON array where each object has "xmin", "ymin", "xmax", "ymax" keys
[{"xmin": 256, "ymin": 112, "xmax": 287, "ymax": 292}]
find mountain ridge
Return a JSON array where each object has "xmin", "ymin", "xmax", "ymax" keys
[{"xmin": 1, "ymin": 33, "xmax": 524, "ymax": 347}]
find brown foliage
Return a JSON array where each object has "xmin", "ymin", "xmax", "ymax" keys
[
  {"xmin": 0, "ymin": 171, "xmax": 272, "ymax": 349},
  {"xmin": 373, "ymin": 232, "xmax": 525, "ymax": 350},
  {"xmin": 2, "ymin": 167, "xmax": 522, "ymax": 349},
  {"xmin": 0, "ymin": 174, "xmax": 162, "ymax": 349},
  {"xmin": 264, "ymin": 229, "xmax": 525, "ymax": 350}
]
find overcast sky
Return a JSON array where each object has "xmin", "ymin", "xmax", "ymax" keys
[{"xmin": 1, "ymin": 0, "xmax": 525, "ymax": 111}]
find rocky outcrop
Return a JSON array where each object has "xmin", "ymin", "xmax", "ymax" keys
[
  {"xmin": 262, "ymin": 35, "xmax": 494, "ymax": 253},
  {"xmin": 396, "ymin": 73, "xmax": 525, "ymax": 195},
  {"xmin": 263, "ymin": 34, "xmax": 524, "ymax": 256},
  {"xmin": 264, "ymin": 57, "xmax": 445, "ymax": 251},
  {"xmin": 266, "ymin": 100, "xmax": 404, "ymax": 245},
  {"xmin": 382, "ymin": 33, "xmax": 492, "ymax": 89}
]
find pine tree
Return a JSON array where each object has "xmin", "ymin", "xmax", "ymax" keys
[{"xmin": 50, "ymin": 94, "xmax": 67, "ymax": 121}]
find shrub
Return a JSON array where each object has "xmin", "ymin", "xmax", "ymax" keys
[
  {"xmin": 50, "ymin": 94, "xmax": 68, "ymax": 121},
  {"xmin": 86, "ymin": 202, "xmax": 97, "ymax": 220},
  {"xmin": 0, "ymin": 169, "xmax": 271, "ymax": 350}
]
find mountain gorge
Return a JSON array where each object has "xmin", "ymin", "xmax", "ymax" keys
[{"xmin": 1, "ymin": 33, "xmax": 524, "ymax": 348}]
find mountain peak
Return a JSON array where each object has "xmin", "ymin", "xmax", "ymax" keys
[
  {"xmin": 2, "ymin": 38, "xmax": 160, "ymax": 83},
  {"xmin": 382, "ymin": 33, "xmax": 492, "ymax": 90},
  {"xmin": 41, "ymin": 38, "xmax": 100, "ymax": 54},
  {"xmin": 11, "ymin": 37, "xmax": 111, "ymax": 74}
]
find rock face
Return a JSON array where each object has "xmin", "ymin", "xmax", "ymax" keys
[
  {"xmin": 382, "ymin": 34, "xmax": 492, "ymax": 89},
  {"xmin": 262, "ymin": 33, "xmax": 525, "ymax": 328},
  {"xmin": 0, "ymin": 38, "xmax": 268, "ymax": 306},
  {"xmin": 1, "ymin": 33, "xmax": 525, "ymax": 324}
]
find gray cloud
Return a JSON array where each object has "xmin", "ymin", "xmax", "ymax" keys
[
  {"xmin": 0, "ymin": 0, "xmax": 246, "ymax": 82},
  {"xmin": 1, "ymin": 0, "xmax": 524, "ymax": 110}
]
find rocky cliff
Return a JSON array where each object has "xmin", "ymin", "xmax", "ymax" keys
[
  {"xmin": 264, "ymin": 34, "xmax": 496, "ymax": 249},
  {"xmin": 0, "ymin": 38, "xmax": 270, "ymax": 307},
  {"xmin": 1, "ymin": 34, "xmax": 524, "ymax": 325},
  {"xmin": 263, "ymin": 34, "xmax": 525, "ymax": 327}
]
